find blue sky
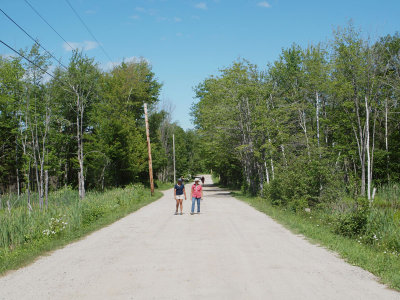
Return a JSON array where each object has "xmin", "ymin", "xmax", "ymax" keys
[{"xmin": 1, "ymin": 0, "xmax": 400, "ymax": 129}]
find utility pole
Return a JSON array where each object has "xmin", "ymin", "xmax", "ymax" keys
[
  {"xmin": 173, "ymin": 133, "xmax": 176, "ymax": 183},
  {"xmin": 144, "ymin": 103, "xmax": 154, "ymax": 195}
]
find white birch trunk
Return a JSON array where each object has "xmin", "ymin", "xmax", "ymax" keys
[
  {"xmin": 365, "ymin": 96, "xmax": 371, "ymax": 201},
  {"xmin": 264, "ymin": 160, "xmax": 270, "ymax": 184},
  {"xmin": 27, "ymin": 161, "xmax": 32, "ymax": 212},
  {"xmin": 271, "ymin": 157, "xmax": 275, "ymax": 180},
  {"xmin": 45, "ymin": 170, "xmax": 48, "ymax": 209},
  {"xmin": 316, "ymin": 91, "xmax": 321, "ymax": 158},
  {"xmin": 281, "ymin": 145, "xmax": 287, "ymax": 167},
  {"xmin": 370, "ymin": 111, "xmax": 377, "ymax": 191},
  {"xmin": 267, "ymin": 137, "xmax": 275, "ymax": 180},
  {"xmin": 385, "ymin": 98, "xmax": 389, "ymax": 182},
  {"xmin": 75, "ymin": 90, "xmax": 85, "ymax": 199},
  {"xmin": 298, "ymin": 109, "xmax": 311, "ymax": 159}
]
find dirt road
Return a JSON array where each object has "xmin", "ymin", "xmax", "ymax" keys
[{"xmin": 0, "ymin": 175, "xmax": 398, "ymax": 299}]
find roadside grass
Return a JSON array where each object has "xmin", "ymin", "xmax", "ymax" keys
[
  {"xmin": 231, "ymin": 191, "xmax": 400, "ymax": 291},
  {"xmin": 0, "ymin": 182, "xmax": 171, "ymax": 276}
]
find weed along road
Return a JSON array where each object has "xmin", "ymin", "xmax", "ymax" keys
[{"xmin": 0, "ymin": 175, "xmax": 398, "ymax": 300}]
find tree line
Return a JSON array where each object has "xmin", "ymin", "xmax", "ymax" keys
[
  {"xmin": 193, "ymin": 24, "xmax": 400, "ymax": 205},
  {"xmin": 0, "ymin": 45, "xmax": 202, "ymax": 206}
]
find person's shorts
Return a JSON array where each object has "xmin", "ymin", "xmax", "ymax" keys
[{"xmin": 175, "ymin": 195, "xmax": 184, "ymax": 200}]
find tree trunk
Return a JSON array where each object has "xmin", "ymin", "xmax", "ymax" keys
[
  {"xmin": 385, "ymin": 98, "xmax": 389, "ymax": 182},
  {"xmin": 271, "ymin": 157, "xmax": 275, "ymax": 180},
  {"xmin": 27, "ymin": 161, "xmax": 32, "ymax": 212},
  {"xmin": 267, "ymin": 136, "xmax": 275, "ymax": 180},
  {"xmin": 45, "ymin": 170, "xmax": 48, "ymax": 209},
  {"xmin": 31, "ymin": 126, "xmax": 41, "ymax": 207},
  {"xmin": 365, "ymin": 96, "xmax": 371, "ymax": 200},
  {"xmin": 75, "ymin": 91, "xmax": 85, "ymax": 199},
  {"xmin": 299, "ymin": 109, "xmax": 311, "ymax": 159},
  {"xmin": 78, "ymin": 171, "xmax": 82, "ymax": 199},
  {"xmin": 281, "ymin": 145, "xmax": 288, "ymax": 167},
  {"xmin": 352, "ymin": 96, "xmax": 366, "ymax": 197},
  {"xmin": 370, "ymin": 109, "xmax": 377, "ymax": 193},
  {"xmin": 264, "ymin": 160, "xmax": 270, "ymax": 184},
  {"xmin": 39, "ymin": 106, "xmax": 50, "ymax": 209},
  {"xmin": 64, "ymin": 161, "xmax": 68, "ymax": 188},
  {"xmin": 316, "ymin": 91, "xmax": 321, "ymax": 158},
  {"xmin": 15, "ymin": 138, "xmax": 20, "ymax": 198}
]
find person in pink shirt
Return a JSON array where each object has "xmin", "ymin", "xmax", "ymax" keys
[{"xmin": 190, "ymin": 177, "xmax": 203, "ymax": 214}]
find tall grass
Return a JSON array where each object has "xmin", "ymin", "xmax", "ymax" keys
[{"xmin": 0, "ymin": 182, "xmax": 168, "ymax": 274}]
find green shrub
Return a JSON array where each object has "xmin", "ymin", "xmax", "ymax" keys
[
  {"xmin": 263, "ymin": 178, "xmax": 285, "ymax": 206},
  {"xmin": 262, "ymin": 155, "xmax": 344, "ymax": 209},
  {"xmin": 288, "ymin": 197, "xmax": 309, "ymax": 213},
  {"xmin": 332, "ymin": 198, "xmax": 369, "ymax": 237}
]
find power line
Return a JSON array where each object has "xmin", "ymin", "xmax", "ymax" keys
[
  {"xmin": 64, "ymin": 0, "xmax": 113, "ymax": 62},
  {"xmin": 0, "ymin": 8, "xmax": 68, "ymax": 70},
  {"xmin": 0, "ymin": 39, "xmax": 72, "ymax": 91},
  {"xmin": 0, "ymin": 39, "xmax": 57, "ymax": 81},
  {"xmin": 24, "ymin": 0, "xmax": 75, "ymax": 51}
]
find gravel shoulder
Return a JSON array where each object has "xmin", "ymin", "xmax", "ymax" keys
[{"xmin": 0, "ymin": 175, "xmax": 398, "ymax": 299}]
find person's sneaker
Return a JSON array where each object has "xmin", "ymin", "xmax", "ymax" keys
[
  {"xmin": 174, "ymin": 211, "xmax": 178, "ymax": 215},
  {"xmin": 190, "ymin": 212, "xmax": 194, "ymax": 215},
  {"xmin": 180, "ymin": 212, "xmax": 183, "ymax": 215}
]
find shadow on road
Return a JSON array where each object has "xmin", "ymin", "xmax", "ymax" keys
[
  {"xmin": 203, "ymin": 188, "xmax": 222, "ymax": 192},
  {"xmin": 207, "ymin": 192, "xmax": 231, "ymax": 197}
]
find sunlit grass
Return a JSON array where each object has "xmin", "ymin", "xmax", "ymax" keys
[{"xmin": 0, "ymin": 182, "xmax": 170, "ymax": 275}]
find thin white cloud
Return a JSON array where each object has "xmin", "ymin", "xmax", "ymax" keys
[
  {"xmin": 148, "ymin": 9, "xmax": 158, "ymax": 16},
  {"xmin": 195, "ymin": 2, "xmax": 207, "ymax": 10},
  {"xmin": 85, "ymin": 9, "xmax": 97, "ymax": 15},
  {"xmin": 257, "ymin": 1, "xmax": 271, "ymax": 8},
  {"xmin": 135, "ymin": 7, "xmax": 146, "ymax": 12},
  {"xmin": 174, "ymin": 17, "xmax": 182, "ymax": 22},
  {"xmin": 63, "ymin": 41, "xmax": 99, "ymax": 51},
  {"xmin": 130, "ymin": 15, "xmax": 140, "ymax": 20},
  {"xmin": 84, "ymin": 41, "xmax": 99, "ymax": 50}
]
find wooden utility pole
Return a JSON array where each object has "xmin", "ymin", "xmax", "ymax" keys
[
  {"xmin": 173, "ymin": 134, "xmax": 176, "ymax": 183},
  {"xmin": 144, "ymin": 103, "xmax": 154, "ymax": 195}
]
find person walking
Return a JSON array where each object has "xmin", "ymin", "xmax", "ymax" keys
[
  {"xmin": 174, "ymin": 178, "xmax": 186, "ymax": 215},
  {"xmin": 190, "ymin": 178, "xmax": 203, "ymax": 215}
]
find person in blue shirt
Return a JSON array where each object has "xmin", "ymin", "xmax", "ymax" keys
[{"xmin": 174, "ymin": 178, "xmax": 186, "ymax": 215}]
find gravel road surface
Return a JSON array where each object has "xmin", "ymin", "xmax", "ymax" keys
[{"xmin": 0, "ymin": 175, "xmax": 398, "ymax": 299}]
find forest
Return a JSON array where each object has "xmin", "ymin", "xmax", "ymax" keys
[
  {"xmin": 193, "ymin": 24, "xmax": 400, "ymax": 256},
  {"xmin": 0, "ymin": 46, "xmax": 204, "ymax": 205},
  {"xmin": 194, "ymin": 24, "xmax": 400, "ymax": 201}
]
